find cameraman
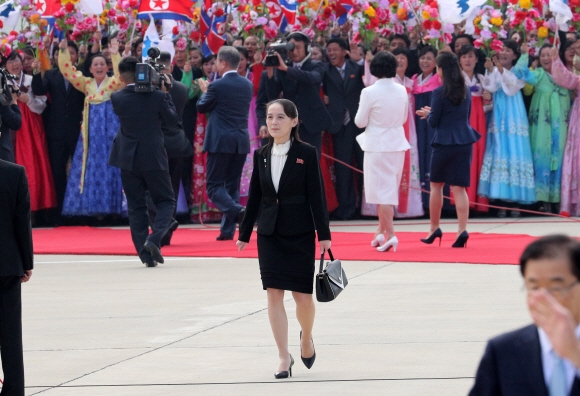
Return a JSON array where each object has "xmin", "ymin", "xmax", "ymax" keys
[
  {"xmin": 264, "ymin": 32, "xmax": 332, "ymax": 156},
  {"xmin": 147, "ymin": 51, "xmax": 193, "ymax": 246},
  {"xmin": 0, "ymin": 80, "xmax": 22, "ymax": 162},
  {"xmin": 108, "ymin": 57, "xmax": 178, "ymax": 267}
]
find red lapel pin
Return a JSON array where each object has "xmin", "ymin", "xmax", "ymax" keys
[{"xmin": 296, "ymin": 158, "xmax": 304, "ymax": 164}]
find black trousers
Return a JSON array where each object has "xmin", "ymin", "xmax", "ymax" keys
[
  {"xmin": 0, "ymin": 276, "xmax": 24, "ymax": 396},
  {"xmin": 205, "ymin": 153, "xmax": 246, "ymax": 238},
  {"xmin": 121, "ymin": 169, "xmax": 176, "ymax": 263},
  {"xmin": 332, "ymin": 121, "xmax": 364, "ymax": 219},
  {"xmin": 147, "ymin": 157, "xmax": 183, "ymax": 227},
  {"xmin": 47, "ymin": 136, "xmax": 78, "ymax": 215}
]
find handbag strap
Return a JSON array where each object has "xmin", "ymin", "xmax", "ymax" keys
[{"xmin": 318, "ymin": 248, "xmax": 335, "ymax": 273}]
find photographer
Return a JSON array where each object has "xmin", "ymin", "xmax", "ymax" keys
[
  {"xmin": 147, "ymin": 51, "xmax": 193, "ymax": 247},
  {"xmin": 108, "ymin": 56, "xmax": 178, "ymax": 267},
  {"xmin": 264, "ymin": 32, "xmax": 332, "ymax": 156},
  {"xmin": 0, "ymin": 74, "xmax": 22, "ymax": 162}
]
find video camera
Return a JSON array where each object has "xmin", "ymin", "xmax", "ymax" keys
[
  {"xmin": 263, "ymin": 40, "xmax": 295, "ymax": 67},
  {"xmin": 135, "ymin": 47, "xmax": 172, "ymax": 92},
  {"xmin": 0, "ymin": 68, "xmax": 20, "ymax": 106}
]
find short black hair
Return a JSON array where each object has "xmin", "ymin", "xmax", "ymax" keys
[
  {"xmin": 326, "ymin": 38, "xmax": 348, "ymax": 51},
  {"xmin": 287, "ymin": 32, "xmax": 311, "ymax": 46},
  {"xmin": 233, "ymin": 35, "xmax": 245, "ymax": 44},
  {"xmin": 452, "ymin": 34, "xmax": 474, "ymax": 53},
  {"xmin": 419, "ymin": 45, "xmax": 438, "ymax": 59},
  {"xmin": 158, "ymin": 51, "xmax": 172, "ymax": 65},
  {"xmin": 388, "ymin": 33, "xmax": 410, "ymax": 48},
  {"xmin": 520, "ymin": 235, "xmax": 580, "ymax": 280},
  {"xmin": 370, "ymin": 51, "xmax": 397, "ymax": 79},
  {"xmin": 235, "ymin": 46, "xmax": 249, "ymax": 60},
  {"xmin": 392, "ymin": 47, "xmax": 410, "ymax": 59},
  {"xmin": 502, "ymin": 39, "xmax": 521, "ymax": 65},
  {"xmin": 67, "ymin": 40, "xmax": 79, "ymax": 55},
  {"xmin": 118, "ymin": 56, "xmax": 138, "ymax": 83},
  {"xmin": 457, "ymin": 44, "xmax": 477, "ymax": 59}
]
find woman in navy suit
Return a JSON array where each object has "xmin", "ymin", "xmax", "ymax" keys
[
  {"xmin": 237, "ymin": 99, "xmax": 331, "ymax": 379},
  {"xmin": 417, "ymin": 52, "xmax": 480, "ymax": 248}
]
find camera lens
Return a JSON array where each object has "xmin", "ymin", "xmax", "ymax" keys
[{"xmin": 147, "ymin": 47, "xmax": 160, "ymax": 59}]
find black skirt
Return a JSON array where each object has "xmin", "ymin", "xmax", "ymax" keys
[
  {"xmin": 257, "ymin": 230, "xmax": 316, "ymax": 294},
  {"xmin": 429, "ymin": 143, "xmax": 473, "ymax": 187}
]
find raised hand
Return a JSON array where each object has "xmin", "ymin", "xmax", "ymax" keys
[{"xmin": 110, "ymin": 38, "xmax": 119, "ymax": 55}]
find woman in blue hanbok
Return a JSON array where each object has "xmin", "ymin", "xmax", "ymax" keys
[
  {"xmin": 59, "ymin": 38, "xmax": 124, "ymax": 216},
  {"xmin": 478, "ymin": 40, "xmax": 536, "ymax": 211}
]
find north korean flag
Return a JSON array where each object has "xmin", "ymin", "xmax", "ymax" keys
[
  {"xmin": 201, "ymin": 14, "xmax": 226, "ymax": 57},
  {"xmin": 334, "ymin": 0, "xmax": 354, "ymax": 25},
  {"xmin": 267, "ymin": 0, "xmax": 284, "ymax": 27},
  {"xmin": 279, "ymin": 0, "xmax": 296, "ymax": 25},
  {"xmin": 138, "ymin": 0, "xmax": 194, "ymax": 22},
  {"xmin": 200, "ymin": 4, "xmax": 212, "ymax": 37},
  {"xmin": 32, "ymin": 0, "xmax": 61, "ymax": 21}
]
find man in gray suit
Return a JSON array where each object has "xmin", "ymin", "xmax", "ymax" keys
[
  {"xmin": 197, "ymin": 46, "xmax": 253, "ymax": 240},
  {"xmin": 0, "ymin": 158, "xmax": 33, "ymax": 396}
]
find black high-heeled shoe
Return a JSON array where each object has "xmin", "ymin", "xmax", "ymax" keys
[
  {"xmin": 274, "ymin": 355, "xmax": 294, "ymax": 379},
  {"xmin": 452, "ymin": 231, "xmax": 469, "ymax": 248},
  {"xmin": 300, "ymin": 330, "xmax": 316, "ymax": 369},
  {"xmin": 420, "ymin": 228, "xmax": 443, "ymax": 246}
]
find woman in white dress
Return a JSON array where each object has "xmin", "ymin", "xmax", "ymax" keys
[{"xmin": 355, "ymin": 52, "xmax": 410, "ymax": 252}]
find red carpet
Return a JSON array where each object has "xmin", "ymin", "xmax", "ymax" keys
[{"xmin": 32, "ymin": 226, "xmax": 539, "ymax": 265}]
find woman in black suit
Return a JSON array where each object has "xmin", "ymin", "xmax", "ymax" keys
[
  {"xmin": 237, "ymin": 99, "xmax": 331, "ymax": 379},
  {"xmin": 416, "ymin": 52, "xmax": 480, "ymax": 248}
]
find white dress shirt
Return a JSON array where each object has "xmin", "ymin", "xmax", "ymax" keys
[
  {"xmin": 538, "ymin": 324, "xmax": 580, "ymax": 394},
  {"xmin": 271, "ymin": 140, "xmax": 291, "ymax": 193},
  {"xmin": 221, "ymin": 70, "xmax": 238, "ymax": 77}
]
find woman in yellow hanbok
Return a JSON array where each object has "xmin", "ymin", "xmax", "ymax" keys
[{"xmin": 58, "ymin": 38, "xmax": 124, "ymax": 216}]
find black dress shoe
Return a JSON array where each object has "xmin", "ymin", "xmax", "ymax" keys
[
  {"xmin": 161, "ymin": 220, "xmax": 180, "ymax": 247},
  {"xmin": 144, "ymin": 260, "xmax": 158, "ymax": 267},
  {"xmin": 216, "ymin": 234, "xmax": 234, "ymax": 241},
  {"xmin": 274, "ymin": 355, "xmax": 294, "ymax": 379},
  {"xmin": 236, "ymin": 207, "xmax": 246, "ymax": 224},
  {"xmin": 143, "ymin": 240, "xmax": 164, "ymax": 263}
]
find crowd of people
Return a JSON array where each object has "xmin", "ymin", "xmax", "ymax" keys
[{"xmin": 2, "ymin": 22, "xmax": 580, "ymax": 229}]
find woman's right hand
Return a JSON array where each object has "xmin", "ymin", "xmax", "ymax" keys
[
  {"xmin": 236, "ymin": 240, "xmax": 247, "ymax": 251},
  {"xmin": 416, "ymin": 106, "xmax": 431, "ymax": 119},
  {"xmin": 184, "ymin": 63, "xmax": 191, "ymax": 73}
]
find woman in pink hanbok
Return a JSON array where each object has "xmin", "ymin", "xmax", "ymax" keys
[{"xmin": 551, "ymin": 47, "xmax": 580, "ymax": 216}]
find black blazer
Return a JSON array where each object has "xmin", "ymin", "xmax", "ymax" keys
[
  {"xmin": 264, "ymin": 59, "xmax": 333, "ymax": 134},
  {"xmin": 164, "ymin": 80, "xmax": 193, "ymax": 159},
  {"xmin": 109, "ymin": 86, "xmax": 179, "ymax": 172},
  {"xmin": 0, "ymin": 160, "xmax": 33, "ymax": 276},
  {"xmin": 469, "ymin": 324, "xmax": 580, "ymax": 396},
  {"xmin": 427, "ymin": 87, "xmax": 481, "ymax": 146},
  {"xmin": 322, "ymin": 60, "xmax": 365, "ymax": 134},
  {"xmin": 31, "ymin": 70, "xmax": 85, "ymax": 141},
  {"xmin": 197, "ymin": 72, "xmax": 253, "ymax": 154},
  {"xmin": 0, "ymin": 104, "xmax": 22, "ymax": 162},
  {"xmin": 238, "ymin": 140, "xmax": 331, "ymax": 242}
]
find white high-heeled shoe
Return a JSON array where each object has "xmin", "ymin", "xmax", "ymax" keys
[
  {"xmin": 371, "ymin": 233, "xmax": 385, "ymax": 247},
  {"xmin": 377, "ymin": 236, "xmax": 398, "ymax": 252}
]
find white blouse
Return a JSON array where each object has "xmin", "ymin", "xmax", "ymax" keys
[{"xmin": 271, "ymin": 140, "xmax": 291, "ymax": 193}]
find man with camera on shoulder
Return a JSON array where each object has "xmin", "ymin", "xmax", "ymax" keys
[
  {"xmin": 108, "ymin": 55, "xmax": 178, "ymax": 267},
  {"xmin": 264, "ymin": 32, "xmax": 332, "ymax": 156}
]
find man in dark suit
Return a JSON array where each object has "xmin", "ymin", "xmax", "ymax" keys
[
  {"xmin": 31, "ymin": 41, "xmax": 85, "ymax": 217},
  {"xmin": 470, "ymin": 235, "xmax": 580, "ymax": 396},
  {"xmin": 0, "ymin": 92, "xmax": 22, "ymax": 163},
  {"xmin": 256, "ymin": 70, "xmax": 270, "ymax": 146},
  {"xmin": 264, "ymin": 32, "xmax": 333, "ymax": 156},
  {"xmin": 0, "ymin": 159, "xmax": 33, "ymax": 396},
  {"xmin": 197, "ymin": 46, "xmax": 253, "ymax": 241},
  {"xmin": 109, "ymin": 57, "xmax": 178, "ymax": 267},
  {"xmin": 147, "ymin": 52, "xmax": 193, "ymax": 246},
  {"xmin": 323, "ymin": 38, "xmax": 365, "ymax": 220}
]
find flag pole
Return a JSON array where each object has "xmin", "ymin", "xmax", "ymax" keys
[
  {"xmin": 128, "ymin": 17, "xmax": 139, "ymax": 46},
  {"xmin": 308, "ymin": 0, "xmax": 324, "ymax": 29}
]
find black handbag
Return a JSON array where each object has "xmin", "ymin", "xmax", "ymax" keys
[{"xmin": 316, "ymin": 249, "xmax": 348, "ymax": 302}]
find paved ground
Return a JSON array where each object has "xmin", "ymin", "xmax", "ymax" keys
[{"xmin": 9, "ymin": 217, "xmax": 580, "ymax": 395}]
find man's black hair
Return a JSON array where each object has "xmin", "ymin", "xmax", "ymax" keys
[{"xmin": 118, "ymin": 56, "xmax": 138, "ymax": 83}]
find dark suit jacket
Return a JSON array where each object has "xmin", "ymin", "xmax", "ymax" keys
[
  {"xmin": 264, "ymin": 59, "xmax": 333, "ymax": 135},
  {"xmin": 469, "ymin": 324, "xmax": 580, "ymax": 396},
  {"xmin": 427, "ymin": 87, "xmax": 481, "ymax": 146},
  {"xmin": 322, "ymin": 60, "xmax": 365, "ymax": 134},
  {"xmin": 164, "ymin": 80, "xmax": 193, "ymax": 159},
  {"xmin": 0, "ymin": 160, "xmax": 33, "ymax": 277},
  {"xmin": 197, "ymin": 72, "xmax": 253, "ymax": 154},
  {"xmin": 0, "ymin": 104, "xmax": 22, "ymax": 162},
  {"xmin": 109, "ymin": 85, "xmax": 179, "ymax": 172},
  {"xmin": 256, "ymin": 71, "xmax": 269, "ymax": 129},
  {"xmin": 31, "ymin": 70, "xmax": 85, "ymax": 141},
  {"xmin": 238, "ymin": 140, "xmax": 331, "ymax": 242}
]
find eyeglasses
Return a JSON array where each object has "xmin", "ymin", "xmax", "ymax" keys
[{"xmin": 524, "ymin": 281, "xmax": 580, "ymax": 297}]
